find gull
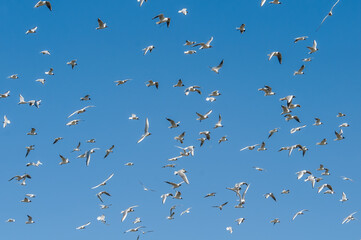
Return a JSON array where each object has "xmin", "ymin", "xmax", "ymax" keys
[
  {"xmin": 218, "ymin": 136, "xmax": 228, "ymax": 144},
  {"xmin": 96, "ymin": 18, "xmax": 107, "ymax": 30},
  {"xmin": 281, "ymin": 189, "xmax": 290, "ymax": 194},
  {"xmin": 294, "ymin": 65, "xmax": 305, "ymax": 75},
  {"xmin": 178, "ymin": 8, "xmax": 188, "ymax": 15},
  {"xmin": 35, "ymin": 79, "xmax": 45, "ymax": 85},
  {"xmin": 270, "ymin": 0, "xmax": 282, "ymax": 4},
  {"xmin": 288, "ymin": 103, "xmax": 301, "ymax": 109},
  {"xmin": 6, "ymin": 219, "xmax": 15, "ymax": 223},
  {"xmin": 53, "ymin": 137, "xmax": 63, "ymax": 144},
  {"xmin": 340, "ymin": 192, "xmax": 348, "ymax": 202},
  {"xmin": 125, "ymin": 162, "xmax": 134, "ymax": 166},
  {"xmin": 137, "ymin": 0, "xmax": 147, "ymax": 7},
  {"xmin": 184, "ymin": 40, "xmax": 196, "ymax": 46},
  {"xmin": 235, "ymin": 218, "xmax": 245, "ymax": 225},
  {"xmin": 213, "ymin": 202, "xmax": 228, "ymax": 210},
  {"xmin": 196, "ymin": 110, "xmax": 212, "ymax": 121},
  {"xmin": 193, "ymin": 37, "xmax": 213, "ymax": 49},
  {"xmin": 25, "ymin": 145, "xmax": 35, "ymax": 157},
  {"xmin": 145, "ymin": 80, "xmax": 159, "ymax": 89},
  {"xmin": 8, "ymin": 74, "xmax": 18, "ymax": 79},
  {"xmin": 167, "ymin": 206, "xmax": 176, "ymax": 220},
  {"xmin": 91, "ymin": 173, "xmax": 114, "ymax": 189},
  {"xmin": 209, "ymin": 90, "xmax": 221, "ymax": 96},
  {"xmin": 198, "ymin": 138, "xmax": 206, "ymax": 147},
  {"xmin": 342, "ymin": 212, "xmax": 357, "ymax": 224},
  {"xmin": 26, "ymin": 26, "xmax": 37, "ymax": 34},
  {"xmin": 66, "ymin": 60, "xmax": 77, "ymax": 69},
  {"xmin": 84, "ymin": 148, "xmax": 100, "ymax": 166},
  {"xmin": 268, "ymin": 51, "xmax": 282, "ymax": 64},
  {"xmin": 264, "ymin": 193, "xmax": 277, "ymax": 202},
  {"xmin": 28, "ymin": 99, "xmax": 42, "ymax": 108},
  {"xmin": 9, "ymin": 174, "xmax": 31, "ymax": 186},
  {"xmin": 316, "ymin": 138, "xmax": 327, "ymax": 145},
  {"xmin": 204, "ymin": 192, "xmax": 216, "ymax": 198},
  {"xmin": 2, "ymin": 115, "xmax": 10, "ymax": 128},
  {"xmin": 236, "ymin": 24, "xmax": 246, "ymax": 34},
  {"xmin": 257, "ymin": 142, "xmax": 267, "ymax": 151},
  {"xmin": 21, "ymin": 197, "xmax": 31, "ymax": 203},
  {"xmin": 104, "ymin": 145, "xmax": 114, "ymax": 158},
  {"xmin": 318, "ymin": 184, "xmax": 333, "ymax": 194},
  {"xmin": 261, "ymin": 0, "xmax": 266, "ymax": 6},
  {"xmin": 258, "ymin": 85, "xmax": 275, "ymax": 96},
  {"xmin": 40, "ymin": 50, "xmax": 50, "ymax": 55},
  {"xmin": 76, "ymin": 222, "xmax": 90, "ymax": 230},
  {"xmin": 270, "ymin": 218, "xmax": 280, "ymax": 225},
  {"xmin": 34, "ymin": 1, "xmax": 52, "ymax": 10},
  {"xmin": 341, "ymin": 176, "xmax": 353, "ymax": 181},
  {"xmin": 143, "ymin": 45, "xmax": 155, "ymax": 55},
  {"xmin": 25, "ymin": 194, "xmax": 36, "ymax": 198},
  {"xmin": 137, "ymin": 118, "xmax": 151, "ymax": 143},
  {"xmin": 293, "ymin": 209, "xmax": 308, "ymax": 221},
  {"xmin": 206, "ymin": 97, "xmax": 216, "ymax": 102},
  {"xmin": 199, "ymin": 131, "xmax": 211, "ymax": 140},
  {"xmin": 317, "ymin": 0, "xmax": 340, "ymax": 31},
  {"xmin": 59, "ymin": 155, "xmax": 69, "ymax": 165},
  {"xmin": 174, "ymin": 169, "xmax": 189, "ymax": 184},
  {"xmin": 80, "ymin": 95, "xmax": 91, "ymax": 101},
  {"xmin": 321, "ymin": 168, "xmax": 330, "ymax": 176},
  {"xmin": 72, "ymin": 142, "xmax": 81, "ymax": 152},
  {"xmin": 165, "ymin": 181, "xmax": 184, "ymax": 189},
  {"xmin": 174, "ymin": 132, "xmax": 185, "ymax": 144},
  {"xmin": 226, "ymin": 227, "xmax": 233, "ymax": 234},
  {"xmin": 294, "ymin": 36, "xmax": 308, "ymax": 43},
  {"xmin": 297, "ymin": 145, "xmax": 308, "ymax": 157},
  {"xmin": 302, "ymin": 57, "xmax": 312, "ymax": 62},
  {"xmin": 180, "ymin": 208, "xmax": 191, "ymax": 216},
  {"xmin": 296, "ymin": 170, "xmax": 312, "ymax": 180},
  {"xmin": 121, "ymin": 205, "xmax": 138, "ymax": 222},
  {"xmin": 139, "ymin": 181, "xmax": 155, "ymax": 192},
  {"xmin": 97, "ymin": 214, "xmax": 106, "ymax": 224},
  {"xmin": 213, "ymin": 115, "xmax": 223, "ymax": 129},
  {"xmin": 210, "ymin": 59, "xmax": 224, "ymax": 74},
  {"xmin": 268, "ymin": 128, "xmax": 279, "ymax": 138},
  {"xmin": 317, "ymin": 164, "xmax": 325, "ymax": 171},
  {"xmin": 162, "ymin": 164, "xmax": 176, "ymax": 168},
  {"xmin": 290, "ymin": 125, "xmax": 306, "ymax": 134},
  {"xmin": 184, "ymin": 50, "xmax": 196, "ymax": 55},
  {"xmin": 173, "ymin": 79, "xmax": 184, "ymax": 87},
  {"xmin": 96, "ymin": 191, "xmax": 111, "ymax": 203},
  {"xmin": 284, "ymin": 114, "xmax": 300, "ymax": 123},
  {"xmin": 280, "ymin": 105, "xmax": 291, "ymax": 115},
  {"xmin": 115, "ymin": 79, "xmax": 131, "ymax": 85},
  {"xmin": 240, "ymin": 144, "xmax": 259, "ymax": 151},
  {"xmin": 0, "ymin": 91, "xmax": 10, "ymax": 98},
  {"xmin": 26, "ymin": 215, "xmax": 35, "ymax": 224},
  {"xmin": 334, "ymin": 128, "xmax": 344, "ymax": 141},
  {"xmin": 68, "ymin": 106, "xmax": 95, "ymax": 118},
  {"xmin": 280, "ymin": 95, "xmax": 296, "ymax": 106},
  {"xmin": 307, "ymin": 40, "xmax": 318, "ymax": 54},
  {"xmin": 26, "ymin": 160, "xmax": 42, "ymax": 167},
  {"xmin": 87, "ymin": 139, "xmax": 95, "ymax": 143},
  {"xmin": 337, "ymin": 112, "xmax": 346, "ymax": 117},
  {"xmin": 253, "ymin": 167, "xmax": 264, "ymax": 171},
  {"xmin": 235, "ymin": 184, "xmax": 250, "ymax": 208},
  {"xmin": 45, "ymin": 68, "xmax": 54, "ymax": 75},
  {"xmin": 173, "ymin": 191, "xmax": 182, "ymax": 199},
  {"xmin": 129, "ymin": 114, "xmax": 139, "ymax": 120},
  {"xmin": 313, "ymin": 118, "xmax": 323, "ymax": 126},
  {"xmin": 339, "ymin": 123, "xmax": 349, "ymax": 128},
  {"xmin": 166, "ymin": 118, "xmax": 180, "ymax": 128},
  {"xmin": 185, "ymin": 85, "xmax": 201, "ymax": 95},
  {"xmin": 152, "ymin": 14, "xmax": 171, "ymax": 27},
  {"xmin": 133, "ymin": 217, "xmax": 141, "ymax": 224},
  {"xmin": 161, "ymin": 193, "xmax": 173, "ymax": 204},
  {"xmin": 66, "ymin": 119, "xmax": 81, "ymax": 126}
]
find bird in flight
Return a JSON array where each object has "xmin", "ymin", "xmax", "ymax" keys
[{"xmin": 137, "ymin": 118, "xmax": 151, "ymax": 143}]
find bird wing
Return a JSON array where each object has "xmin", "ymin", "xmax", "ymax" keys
[
  {"xmin": 85, "ymin": 151, "xmax": 91, "ymax": 166},
  {"xmin": 217, "ymin": 59, "xmax": 224, "ymax": 68},
  {"xmin": 206, "ymin": 36, "xmax": 214, "ymax": 45},
  {"xmin": 98, "ymin": 18, "xmax": 104, "ymax": 26},
  {"xmin": 178, "ymin": 171, "xmax": 189, "ymax": 184},
  {"xmin": 144, "ymin": 118, "xmax": 149, "ymax": 133},
  {"xmin": 67, "ymin": 110, "xmax": 79, "ymax": 118},
  {"xmin": 45, "ymin": 1, "xmax": 52, "ymax": 10},
  {"xmin": 204, "ymin": 110, "xmax": 213, "ymax": 117}
]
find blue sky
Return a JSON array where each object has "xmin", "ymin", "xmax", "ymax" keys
[{"xmin": 0, "ymin": 0, "xmax": 360, "ymax": 239}]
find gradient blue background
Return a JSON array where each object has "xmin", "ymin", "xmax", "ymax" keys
[{"xmin": 0, "ymin": 0, "xmax": 360, "ymax": 239}]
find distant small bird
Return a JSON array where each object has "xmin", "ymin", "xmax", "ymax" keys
[
  {"xmin": 264, "ymin": 193, "xmax": 277, "ymax": 202},
  {"xmin": 3, "ymin": 115, "xmax": 10, "ymax": 128},
  {"xmin": 196, "ymin": 110, "xmax": 212, "ymax": 121},
  {"xmin": 214, "ymin": 115, "xmax": 223, "ymax": 129},
  {"xmin": 313, "ymin": 118, "xmax": 323, "ymax": 126},
  {"xmin": 174, "ymin": 132, "xmax": 185, "ymax": 144},
  {"xmin": 104, "ymin": 145, "xmax": 114, "ymax": 158},
  {"xmin": 45, "ymin": 68, "xmax": 54, "ymax": 75},
  {"xmin": 226, "ymin": 226, "xmax": 233, "ymax": 234},
  {"xmin": 59, "ymin": 155, "xmax": 69, "ymax": 165},
  {"xmin": 25, "ymin": 215, "xmax": 35, "ymax": 224},
  {"xmin": 53, "ymin": 137, "xmax": 63, "ymax": 144},
  {"xmin": 137, "ymin": 0, "xmax": 147, "ymax": 7},
  {"xmin": 96, "ymin": 18, "xmax": 107, "ymax": 30},
  {"xmin": 8, "ymin": 74, "xmax": 18, "ymax": 79},
  {"xmin": 210, "ymin": 59, "xmax": 224, "ymax": 74},
  {"xmin": 292, "ymin": 209, "xmax": 308, "ymax": 221},
  {"xmin": 236, "ymin": 24, "xmax": 246, "ymax": 34},
  {"xmin": 67, "ymin": 60, "xmax": 77, "ymax": 69},
  {"xmin": 115, "ymin": 79, "xmax": 131, "ymax": 85},
  {"xmin": 166, "ymin": 118, "xmax": 180, "ymax": 128},
  {"xmin": 36, "ymin": 79, "xmax": 45, "ymax": 85},
  {"xmin": 317, "ymin": 0, "xmax": 340, "ymax": 31},
  {"xmin": 184, "ymin": 50, "xmax": 196, "ymax": 55},
  {"xmin": 334, "ymin": 128, "xmax": 344, "ymax": 141},
  {"xmin": 294, "ymin": 36, "xmax": 308, "ymax": 43},
  {"xmin": 339, "ymin": 123, "xmax": 349, "ymax": 128},
  {"xmin": 129, "ymin": 114, "xmax": 139, "ymax": 120},
  {"xmin": 173, "ymin": 79, "xmax": 184, "ymax": 87},
  {"xmin": 178, "ymin": 8, "xmax": 188, "ymax": 15},
  {"xmin": 240, "ymin": 144, "xmax": 259, "ymax": 151},
  {"xmin": 96, "ymin": 191, "xmax": 111, "ymax": 203},
  {"xmin": 270, "ymin": 218, "xmax": 280, "ymax": 225},
  {"xmin": 40, "ymin": 50, "xmax": 50, "ymax": 55},
  {"xmin": 294, "ymin": 65, "xmax": 305, "ymax": 75},
  {"xmin": 145, "ymin": 80, "xmax": 159, "ymax": 89},
  {"xmin": 316, "ymin": 138, "xmax": 327, "ymax": 146},
  {"xmin": 235, "ymin": 218, "xmax": 245, "ymax": 225},
  {"xmin": 270, "ymin": 0, "xmax": 282, "ymax": 4},
  {"xmin": 302, "ymin": 58, "xmax": 312, "ymax": 62},
  {"xmin": 152, "ymin": 14, "xmax": 171, "ymax": 27},
  {"xmin": 34, "ymin": 1, "xmax": 52, "ymax": 10},
  {"xmin": 281, "ymin": 189, "xmax": 290, "ymax": 194},
  {"xmin": 184, "ymin": 40, "xmax": 196, "ymax": 46},
  {"xmin": 337, "ymin": 112, "xmax": 346, "ymax": 117},
  {"xmin": 268, "ymin": 51, "xmax": 282, "ymax": 64},
  {"xmin": 340, "ymin": 192, "xmax": 348, "ymax": 202},
  {"xmin": 213, "ymin": 202, "xmax": 228, "ymax": 210},
  {"xmin": 342, "ymin": 212, "xmax": 357, "ymax": 224},
  {"xmin": 258, "ymin": 85, "xmax": 275, "ymax": 96},
  {"xmin": 307, "ymin": 40, "xmax": 318, "ymax": 54},
  {"xmin": 137, "ymin": 118, "xmax": 151, "ymax": 143},
  {"xmin": 204, "ymin": 192, "xmax": 216, "ymax": 198},
  {"xmin": 76, "ymin": 222, "xmax": 90, "ymax": 230},
  {"xmin": 193, "ymin": 37, "xmax": 213, "ymax": 49},
  {"xmin": 26, "ymin": 27, "xmax": 38, "ymax": 34},
  {"xmin": 143, "ymin": 45, "xmax": 155, "ymax": 55},
  {"xmin": 91, "ymin": 173, "xmax": 114, "ymax": 189},
  {"xmin": 268, "ymin": 128, "xmax": 279, "ymax": 138}
]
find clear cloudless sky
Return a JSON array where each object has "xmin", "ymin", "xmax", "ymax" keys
[{"xmin": 0, "ymin": 0, "xmax": 360, "ymax": 239}]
